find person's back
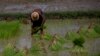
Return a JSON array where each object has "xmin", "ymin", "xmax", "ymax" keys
[{"xmin": 31, "ymin": 8, "xmax": 45, "ymax": 35}]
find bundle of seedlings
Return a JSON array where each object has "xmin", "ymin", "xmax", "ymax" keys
[{"xmin": 49, "ymin": 34, "xmax": 66, "ymax": 51}]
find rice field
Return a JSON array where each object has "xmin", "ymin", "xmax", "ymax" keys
[{"xmin": 0, "ymin": 18, "xmax": 100, "ymax": 56}]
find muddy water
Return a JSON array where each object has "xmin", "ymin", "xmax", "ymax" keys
[
  {"xmin": 46, "ymin": 19, "xmax": 84, "ymax": 36},
  {"xmin": 0, "ymin": 19, "xmax": 100, "ymax": 56}
]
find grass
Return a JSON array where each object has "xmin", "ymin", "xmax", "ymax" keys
[
  {"xmin": 0, "ymin": 20, "xmax": 20, "ymax": 39},
  {"xmin": 66, "ymin": 25, "xmax": 100, "ymax": 48},
  {"xmin": 94, "ymin": 24, "xmax": 100, "ymax": 34},
  {"xmin": 67, "ymin": 26, "xmax": 100, "ymax": 41},
  {"xmin": 69, "ymin": 46, "xmax": 88, "ymax": 56},
  {"xmin": 3, "ymin": 43, "xmax": 16, "ymax": 56},
  {"xmin": 45, "ymin": 11, "xmax": 100, "ymax": 19},
  {"xmin": 49, "ymin": 36, "xmax": 66, "ymax": 51},
  {"xmin": 0, "ymin": 13, "xmax": 29, "ymax": 19},
  {"xmin": 29, "ymin": 43, "xmax": 42, "ymax": 56},
  {"xmin": 3, "ymin": 43, "xmax": 26, "ymax": 56},
  {"xmin": 0, "ymin": 10, "xmax": 100, "ymax": 19},
  {"xmin": 15, "ymin": 50, "xmax": 25, "ymax": 56}
]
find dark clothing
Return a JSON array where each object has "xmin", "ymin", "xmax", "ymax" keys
[
  {"xmin": 31, "ymin": 8, "xmax": 45, "ymax": 34},
  {"xmin": 31, "ymin": 14, "xmax": 43, "ymax": 27}
]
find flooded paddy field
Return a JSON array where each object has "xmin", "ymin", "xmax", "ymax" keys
[{"xmin": 0, "ymin": 18, "xmax": 100, "ymax": 56}]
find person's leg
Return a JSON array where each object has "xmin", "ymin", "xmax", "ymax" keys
[
  {"xmin": 40, "ymin": 27, "xmax": 44, "ymax": 35},
  {"xmin": 31, "ymin": 26, "xmax": 40, "ymax": 36},
  {"xmin": 31, "ymin": 26, "xmax": 34, "ymax": 36}
]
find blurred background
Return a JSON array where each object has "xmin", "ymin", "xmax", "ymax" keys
[{"xmin": 0, "ymin": 0, "xmax": 100, "ymax": 13}]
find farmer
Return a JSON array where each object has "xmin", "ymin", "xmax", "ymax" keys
[{"xmin": 30, "ymin": 8, "xmax": 45, "ymax": 35}]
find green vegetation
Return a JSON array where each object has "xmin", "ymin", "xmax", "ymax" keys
[
  {"xmin": 0, "ymin": 21, "xmax": 20, "ymax": 39},
  {"xmin": 0, "ymin": 19, "xmax": 100, "ymax": 56},
  {"xmin": 67, "ymin": 32, "xmax": 85, "ymax": 47},
  {"xmin": 3, "ymin": 43, "xmax": 26, "ymax": 56},
  {"xmin": 33, "ymin": 33, "xmax": 66, "ymax": 51},
  {"xmin": 3, "ymin": 44, "xmax": 16, "ymax": 56},
  {"xmin": 15, "ymin": 50, "xmax": 25, "ymax": 56},
  {"xmin": 49, "ymin": 36, "xmax": 66, "ymax": 51},
  {"xmin": 2, "ymin": 33, "xmax": 66, "ymax": 56},
  {"xmin": 0, "ymin": 10, "xmax": 100, "ymax": 19},
  {"xmin": 67, "ymin": 25, "xmax": 100, "ymax": 48},
  {"xmin": 0, "ymin": 13, "xmax": 29, "ymax": 19},
  {"xmin": 73, "ymin": 37, "xmax": 85, "ymax": 47},
  {"xmin": 45, "ymin": 11, "xmax": 100, "ymax": 19},
  {"xmin": 78, "ymin": 28, "xmax": 99, "ymax": 39},
  {"xmin": 94, "ymin": 24, "xmax": 100, "ymax": 34},
  {"xmin": 67, "ymin": 32, "xmax": 80, "ymax": 40},
  {"xmin": 30, "ymin": 43, "xmax": 41, "ymax": 55},
  {"xmin": 67, "ymin": 26, "xmax": 100, "ymax": 40},
  {"xmin": 70, "ymin": 46, "xmax": 88, "ymax": 56}
]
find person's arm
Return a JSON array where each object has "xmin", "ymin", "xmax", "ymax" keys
[{"xmin": 41, "ymin": 14, "xmax": 45, "ymax": 28}]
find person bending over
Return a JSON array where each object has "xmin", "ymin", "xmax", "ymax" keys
[{"xmin": 30, "ymin": 8, "xmax": 45, "ymax": 35}]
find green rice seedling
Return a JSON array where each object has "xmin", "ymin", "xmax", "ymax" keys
[
  {"xmin": 32, "ymin": 34, "xmax": 41, "ymax": 40},
  {"xmin": 3, "ymin": 44, "xmax": 29, "ymax": 56},
  {"xmin": 94, "ymin": 24, "xmax": 100, "ymax": 34},
  {"xmin": 49, "ymin": 35, "xmax": 66, "ymax": 51},
  {"xmin": 78, "ymin": 27, "xmax": 88, "ymax": 36},
  {"xmin": 78, "ymin": 27, "xmax": 100, "ymax": 39},
  {"xmin": 56, "ymin": 36, "xmax": 66, "ymax": 45},
  {"xmin": 70, "ymin": 46, "xmax": 88, "ymax": 56},
  {"xmin": 0, "ymin": 21, "xmax": 20, "ymax": 39},
  {"xmin": 73, "ymin": 37, "xmax": 85, "ymax": 47},
  {"xmin": 67, "ymin": 32, "xmax": 80, "ymax": 41},
  {"xmin": 2, "ymin": 43, "xmax": 16, "ymax": 56},
  {"xmin": 43, "ymin": 33, "xmax": 52, "ymax": 41},
  {"xmin": 33, "ymin": 33, "xmax": 65, "ymax": 51},
  {"xmin": 49, "ymin": 41, "xmax": 62, "ymax": 51},
  {"xmin": 86, "ymin": 28, "xmax": 100, "ymax": 38},
  {"xmin": 95, "ymin": 53, "xmax": 100, "ymax": 56},
  {"xmin": 15, "ymin": 49, "xmax": 25, "ymax": 56},
  {"xmin": 67, "ymin": 31, "xmax": 85, "ymax": 47},
  {"xmin": 30, "ymin": 43, "xmax": 42, "ymax": 55},
  {"xmin": 33, "ymin": 33, "xmax": 52, "ymax": 41}
]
